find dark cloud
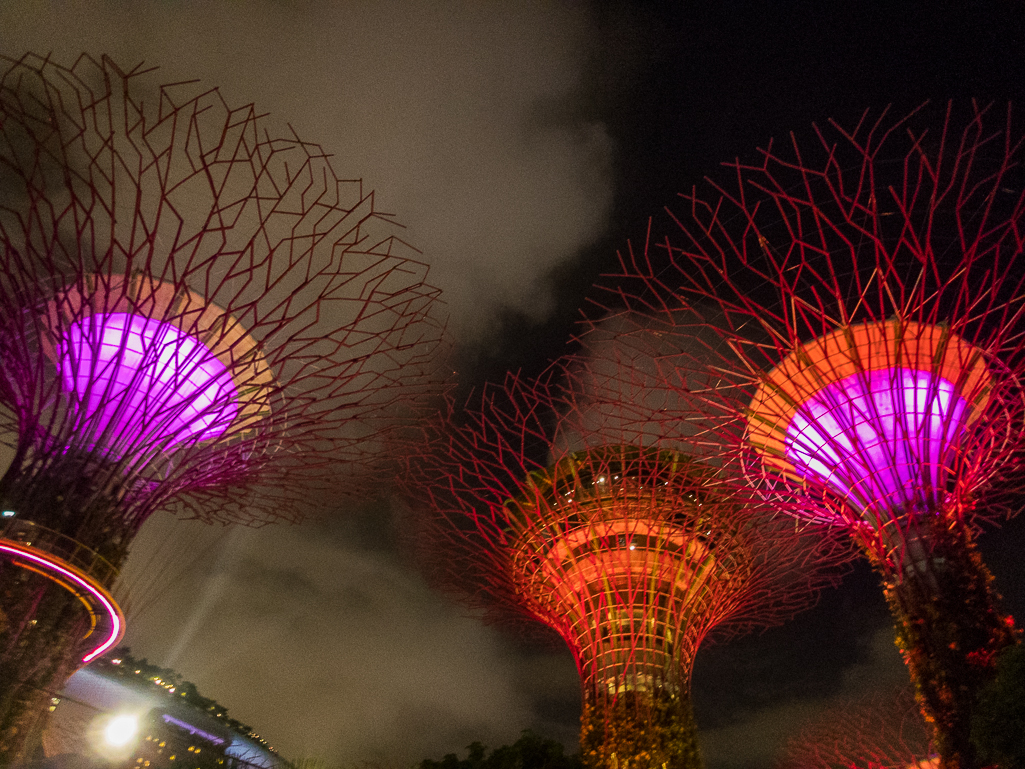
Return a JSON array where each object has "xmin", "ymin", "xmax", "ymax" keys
[
  {"xmin": 0, "ymin": 1, "xmax": 613, "ymax": 340},
  {"xmin": 693, "ymin": 568, "xmax": 906, "ymax": 769}
]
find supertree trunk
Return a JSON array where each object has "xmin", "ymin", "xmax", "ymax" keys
[
  {"xmin": 0, "ymin": 460, "xmax": 130, "ymax": 762},
  {"xmin": 0, "ymin": 446, "xmax": 139, "ymax": 761},
  {"xmin": 575, "ymin": 619, "xmax": 703, "ymax": 768},
  {"xmin": 862, "ymin": 521, "xmax": 1016, "ymax": 769},
  {"xmin": 0, "ymin": 570, "xmax": 95, "ymax": 759},
  {"xmin": 580, "ymin": 687, "xmax": 701, "ymax": 769}
]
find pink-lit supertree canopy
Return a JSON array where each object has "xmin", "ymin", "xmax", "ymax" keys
[
  {"xmin": 591, "ymin": 102, "xmax": 1025, "ymax": 769},
  {"xmin": 399, "ymin": 362, "xmax": 843, "ymax": 769},
  {"xmin": 0, "ymin": 52, "xmax": 442, "ymax": 759},
  {"xmin": 779, "ymin": 689, "xmax": 935, "ymax": 769}
]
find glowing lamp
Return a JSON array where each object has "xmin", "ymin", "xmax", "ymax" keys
[
  {"xmin": 58, "ymin": 312, "xmax": 238, "ymax": 452},
  {"xmin": 102, "ymin": 714, "xmax": 139, "ymax": 747},
  {"xmin": 92, "ymin": 711, "xmax": 142, "ymax": 761},
  {"xmin": 747, "ymin": 320, "xmax": 992, "ymax": 519}
]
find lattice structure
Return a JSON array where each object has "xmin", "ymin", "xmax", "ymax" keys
[
  {"xmin": 779, "ymin": 690, "xmax": 935, "ymax": 769},
  {"xmin": 590, "ymin": 103, "xmax": 1025, "ymax": 769},
  {"xmin": 0, "ymin": 52, "xmax": 442, "ymax": 761},
  {"xmin": 400, "ymin": 367, "xmax": 841, "ymax": 769}
]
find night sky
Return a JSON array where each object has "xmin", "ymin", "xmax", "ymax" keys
[{"xmin": 3, "ymin": 2, "xmax": 1025, "ymax": 767}]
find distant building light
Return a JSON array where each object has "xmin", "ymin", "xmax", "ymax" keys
[{"xmin": 1, "ymin": 510, "xmax": 15, "ymax": 517}]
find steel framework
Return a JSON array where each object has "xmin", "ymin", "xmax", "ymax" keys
[
  {"xmin": 400, "ymin": 366, "xmax": 841, "ymax": 769},
  {"xmin": 780, "ymin": 690, "xmax": 935, "ymax": 769},
  {"xmin": 590, "ymin": 102, "xmax": 1025, "ymax": 769},
  {"xmin": 0, "ymin": 52, "xmax": 442, "ymax": 761}
]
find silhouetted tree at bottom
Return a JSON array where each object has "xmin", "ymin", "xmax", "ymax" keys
[{"xmin": 419, "ymin": 731, "xmax": 582, "ymax": 769}]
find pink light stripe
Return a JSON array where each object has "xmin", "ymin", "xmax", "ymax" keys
[{"xmin": 0, "ymin": 541, "xmax": 124, "ymax": 663}]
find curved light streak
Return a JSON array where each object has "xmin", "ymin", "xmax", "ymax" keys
[{"xmin": 0, "ymin": 540, "xmax": 124, "ymax": 663}]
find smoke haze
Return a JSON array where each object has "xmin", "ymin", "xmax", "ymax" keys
[
  {"xmin": 0, "ymin": 1, "xmax": 613, "ymax": 340},
  {"xmin": 119, "ymin": 508, "xmax": 582, "ymax": 763}
]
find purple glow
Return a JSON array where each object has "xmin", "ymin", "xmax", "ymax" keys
[
  {"xmin": 57, "ymin": 313, "xmax": 238, "ymax": 453},
  {"xmin": 161, "ymin": 714, "xmax": 227, "ymax": 746},
  {"xmin": 785, "ymin": 368, "xmax": 970, "ymax": 515}
]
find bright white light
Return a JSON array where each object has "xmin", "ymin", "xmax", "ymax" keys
[{"xmin": 103, "ymin": 714, "xmax": 139, "ymax": 747}]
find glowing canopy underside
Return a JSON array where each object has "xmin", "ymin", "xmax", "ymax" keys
[
  {"xmin": 57, "ymin": 312, "xmax": 239, "ymax": 454},
  {"xmin": 747, "ymin": 320, "xmax": 993, "ymax": 520},
  {"xmin": 786, "ymin": 368, "xmax": 969, "ymax": 514}
]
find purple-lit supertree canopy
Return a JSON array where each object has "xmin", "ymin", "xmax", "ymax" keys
[
  {"xmin": 590, "ymin": 102, "xmax": 1025, "ymax": 768},
  {"xmin": 0, "ymin": 52, "xmax": 442, "ymax": 760},
  {"xmin": 399, "ymin": 364, "xmax": 843, "ymax": 769}
]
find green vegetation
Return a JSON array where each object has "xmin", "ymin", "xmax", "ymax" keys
[
  {"xmin": 876, "ymin": 523, "xmax": 1018, "ymax": 769},
  {"xmin": 579, "ymin": 690, "xmax": 700, "ymax": 769}
]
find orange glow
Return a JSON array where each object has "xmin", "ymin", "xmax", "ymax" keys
[{"xmin": 507, "ymin": 447, "xmax": 744, "ymax": 695}]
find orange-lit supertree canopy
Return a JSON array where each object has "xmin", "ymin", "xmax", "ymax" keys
[
  {"xmin": 0, "ymin": 52, "xmax": 442, "ymax": 760},
  {"xmin": 778, "ymin": 690, "xmax": 935, "ymax": 769},
  {"xmin": 590, "ymin": 102, "xmax": 1025, "ymax": 768},
  {"xmin": 399, "ymin": 363, "xmax": 843, "ymax": 769}
]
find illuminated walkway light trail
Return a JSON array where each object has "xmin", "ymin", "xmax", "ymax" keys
[{"xmin": 0, "ymin": 538, "xmax": 124, "ymax": 663}]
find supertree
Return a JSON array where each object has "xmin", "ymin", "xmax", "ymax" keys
[
  {"xmin": 0, "ymin": 52, "xmax": 442, "ymax": 761},
  {"xmin": 778, "ymin": 689, "xmax": 935, "ymax": 769},
  {"xmin": 399, "ymin": 357, "xmax": 844, "ymax": 769},
  {"xmin": 589, "ymin": 102, "xmax": 1025, "ymax": 768}
]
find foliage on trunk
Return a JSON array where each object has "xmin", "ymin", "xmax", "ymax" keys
[{"xmin": 579, "ymin": 689, "xmax": 701, "ymax": 769}]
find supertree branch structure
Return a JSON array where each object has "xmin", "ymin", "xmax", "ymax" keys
[
  {"xmin": 589, "ymin": 102, "xmax": 1025, "ymax": 768},
  {"xmin": 0, "ymin": 52, "xmax": 442, "ymax": 760},
  {"xmin": 399, "ymin": 366, "xmax": 843, "ymax": 769},
  {"xmin": 779, "ymin": 690, "xmax": 935, "ymax": 769}
]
